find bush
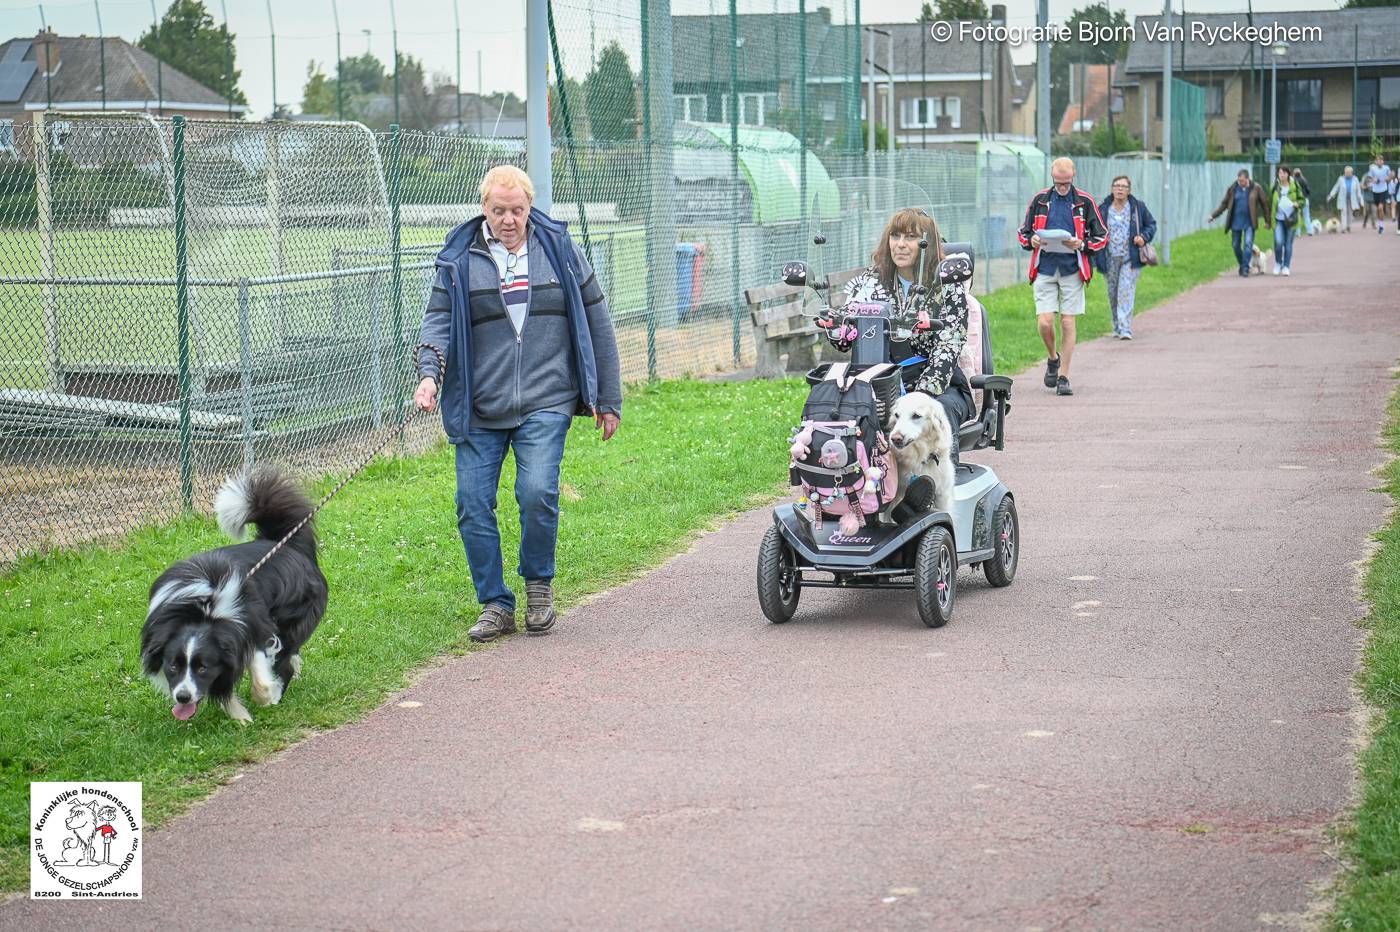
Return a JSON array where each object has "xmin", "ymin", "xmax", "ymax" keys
[{"xmin": 0, "ymin": 155, "xmax": 167, "ymax": 227}]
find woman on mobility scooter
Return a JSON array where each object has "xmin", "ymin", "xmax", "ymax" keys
[
  {"xmin": 833, "ymin": 208, "xmax": 974, "ymax": 463},
  {"xmin": 759, "ymin": 206, "xmax": 1015, "ymax": 629}
]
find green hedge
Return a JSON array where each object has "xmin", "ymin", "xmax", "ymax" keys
[{"xmin": 0, "ymin": 154, "xmax": 168, "ymax": 227}]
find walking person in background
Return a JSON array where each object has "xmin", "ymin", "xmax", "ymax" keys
[
  {"xmin": 1016, "ymin": 156, "xmax": 1108, "ymax": 397},
  {"xmin": 1328, "ymin": 166, "xmax": 1363, "ymax": 232},
  {"xmin": 1207, "ymin": 169, "xmax": 1270, "ymax": 278},
  {"xmin": 1383, "ymin": 165, "xmax": 1394, "ymax": 228},
  {"xmin": 1291, "ymin": 167, "xmax": 1313, "ymax": 234},
  {"xmin": 1269, "ymin": 165, "xmax": 1302, "ymax": 276},
  {"xmin": 1366, "ymin": 154, "xmax": 1392, "ymax": 235},
  {"xmin": 1096, "ymin": 176, "xmax": 1156, "ymax": 340}
]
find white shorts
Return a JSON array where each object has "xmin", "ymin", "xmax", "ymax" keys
[{"xmin": 1033, "ymin": 272, "xmax": 1086, "ymax": 316}]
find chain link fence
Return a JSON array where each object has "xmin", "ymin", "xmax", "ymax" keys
[{"xmin": 1, "ymin": 2, "xmax": 1248, "ymax": 563}]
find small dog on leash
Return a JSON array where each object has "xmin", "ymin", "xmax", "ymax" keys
[
  {"xmin": 141, "ymin": 466, "xmax": 328, "ymax": 724},
  {"xmin": 1325, "ymin": 217, "xmax": 1340, "ymax": 234},
  {"xmin": 1309, "ymin": 219, "xmax": 1322, "ymax": 235},
  {"xmin": 1250, "ymin": 244, "xmax": 1273, "ymax": 276},
  {"xmin": 886, "ymin": 392, "xmax": 956, "ymax": 516}
]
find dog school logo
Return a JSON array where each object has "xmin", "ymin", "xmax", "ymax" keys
[{"xmin": 31, "ymin": 782, "xmax": 142, "ymax": 899}]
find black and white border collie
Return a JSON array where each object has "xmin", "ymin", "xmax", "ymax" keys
[{"xmin": 141, "ymin": 466, "xmax": 328, "ymax": 724}]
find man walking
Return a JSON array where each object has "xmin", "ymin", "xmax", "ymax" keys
[
  {"xmin": 1017, "ymin": 156, "xmax": 1107, "ymax": 396},
  {"xmin": 415, "ymin": 165, "xmax": 622, "ymax": 642},
  {"xmin": 1207, "ymin": 169, "xmax": 1270, "ymax": 277},
  {"xmin": 1366, "ymin": 154, "xmax": 1392, "ymax": 235}
]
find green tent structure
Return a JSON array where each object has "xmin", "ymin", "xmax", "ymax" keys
[{"xmin": 674, "ymin": 122, "xmax": 840, "ymax": 224}]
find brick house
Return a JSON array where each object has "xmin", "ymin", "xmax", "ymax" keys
[{"xmin": 1115, "ymin": 8, "xmax": 1400, "ymax": 154}]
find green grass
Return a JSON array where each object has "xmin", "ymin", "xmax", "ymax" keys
[
  {"xmin": 1333, "ymin": 381, "xmax": 1400, "ymax": 931},
  {"xmin": 0, "ymin": 377, "xmax": 806, "ymax": 896},
  {"xmin": 0, "ymin": 224, "xmax": 1243, "ymax": 899}
]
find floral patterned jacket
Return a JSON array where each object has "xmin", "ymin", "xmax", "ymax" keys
[{"xmin": 841, "ymin": 266, "xmax": 970, "ymax": 397}]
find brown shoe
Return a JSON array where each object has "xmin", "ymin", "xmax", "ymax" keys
[
  {"xmin": 468, "ymin": 603, "xmax": 516, "ymax": 642},
  {"xmin": 524, "ymin": 580, "xmax": 556, "ymax": 635}
]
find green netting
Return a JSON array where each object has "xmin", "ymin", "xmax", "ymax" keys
[{"xmin": 1171, "ymin": 78, "xmax": 1207, "ymax": 163}]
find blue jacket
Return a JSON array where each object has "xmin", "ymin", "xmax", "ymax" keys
[
  {"xmin": 1094, "ymin": 194, "xmax": 1157, "ymax": 271},
  {"xmin": 420, "ymin": 207, "xmax": 619, "ymax": 443}
]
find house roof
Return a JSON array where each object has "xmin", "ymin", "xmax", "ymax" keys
[
  {"xmin": 672, "ymin": 13, "xmax": 1006, "ymax": 85},
  {"xmin": 1122, "ymin": 9, "xmax": 1400, "ymax": 74},
  {"xmin": 0, "ymin": 31, "xmax": 245, "ymax": 111},
  {"xmin": 1058, "ymin": 64, "xmax": 1112, "ymax": 134}
]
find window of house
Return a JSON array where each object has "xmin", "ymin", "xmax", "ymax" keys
[
  {"xmin": 674, "ymin": 94, "xmax": 706, "ymax": 122},
  {"xmin": 901, "ymin": 97, "xmax": 943, "ymax": 129},
  {"xmin": 1282, "ymin": 78, "xmax": 1322, "ymax": 131},
  {"xmin": 944, "ymin": 96, "xmax": 961, "ymax": 129},
  {"xmin": 1357, "ymin": 76, "xmax": 1400, "ymax": 132},
  {"xmin": 1205, "ymin": 81, "xmax": 1225, "ymax": 117},
  {"xmin": 821, "ymin": 99, "xmax": 837, "ymax": 121},
  {"xmin": 720, "ymin": 92, "xmax": 770, "ymax": 126}
]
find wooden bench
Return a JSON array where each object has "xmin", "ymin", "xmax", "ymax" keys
[{"xmin": 743, "ymin": 267, "xmax": 863, "ymax": 379}]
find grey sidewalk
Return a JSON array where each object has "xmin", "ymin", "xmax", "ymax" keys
[{"xmin": 6, "ymin": 231, "xmax": 1398, "ymax": 930}]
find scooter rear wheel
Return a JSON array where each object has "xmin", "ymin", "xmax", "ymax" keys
[
  {"xmin": 758, "ymin": 526, "xmax": 801, "ymax": 623},
  {"xmin": 914, "ymin": 525, "xmax": 956, "ymax": 628},
  {"xmin": 983, "ymin": 496, "xmax": 1018, "ymax": 588}
]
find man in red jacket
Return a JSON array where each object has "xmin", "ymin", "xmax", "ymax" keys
[{"xmin": 1017, "ymin": 157, "xmax": 1108, "ymax": 396}]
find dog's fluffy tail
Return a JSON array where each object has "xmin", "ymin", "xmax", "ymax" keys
[{"xmin": 214, "ymin": 465, "xmax": 316, "ymax": 550}]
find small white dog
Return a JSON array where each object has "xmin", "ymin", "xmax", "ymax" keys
[
  {"xmin": 1250, "ymin": 244, "xmax": 1272, "ymax": 276},
  {"xmin": 886, "ymin": 392, "xmax": 956, "ymax": 516},
  {"xmin": 1325, "ymin": 217, "xmax": 1340, "ymax": 234},
  {"xmin": 1309, "ymin": 218, "xmax": 1322, "ymax": 235}
]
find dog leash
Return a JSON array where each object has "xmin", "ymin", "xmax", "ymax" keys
[{"xmin": 243, "ymin": 343, "xmax": 446, "ymax": 582}]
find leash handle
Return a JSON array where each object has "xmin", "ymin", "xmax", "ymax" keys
[{"xmin": 244, "ymin": 343, "xmax": 446, "ymax": 581}]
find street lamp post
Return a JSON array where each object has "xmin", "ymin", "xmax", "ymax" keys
[{"xmin": 1269, "ymin": 41, "xmax": 1288, "ymax": 183}]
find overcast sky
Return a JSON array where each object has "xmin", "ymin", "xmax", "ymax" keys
[{"xmin": 2, "ymin": 0, "xmax": 1345, "ymax": 119}]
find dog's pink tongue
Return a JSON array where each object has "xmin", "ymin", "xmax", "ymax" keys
[{"xmin": 172, "ymin": 703, "xmax": 198, "ymax": 721}]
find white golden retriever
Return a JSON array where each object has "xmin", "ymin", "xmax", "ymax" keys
[{"xmin": 886, "ymin": 391, "xmax": 956, "ymax": 516}]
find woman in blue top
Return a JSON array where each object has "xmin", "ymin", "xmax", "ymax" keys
[{"xmin": 1094, "ymin": 175, "xmax": 1157, "ymax": 340}]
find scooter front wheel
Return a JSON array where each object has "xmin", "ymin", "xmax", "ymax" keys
[
  {"xmin": 914, "ymin": 525, "xmax": 956, "ymax": 628},
  {"xmin": 758, "ymin": 525, "xmax": 801, "ymax": 623}
]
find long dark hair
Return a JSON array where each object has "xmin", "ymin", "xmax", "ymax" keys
[{"xmin": 872, "ymin": 208, "xmax": 943, "ymax": 298}]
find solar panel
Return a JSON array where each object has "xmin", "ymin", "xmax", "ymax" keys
[
  {"xmin": 0, "ymin": 62, "xmax": 37, "ymax": 103},
  {"xmin": 1, "ymin": 41, "xmax": 32, "ymax": 65},
  {"xmin": 0, "ymin": 42, "xmax": 37, "ymax": 104}
]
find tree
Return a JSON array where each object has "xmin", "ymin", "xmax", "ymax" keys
[
  {"xmin": 301, "ymin": 62, "xmax": 335, "ymax": 117},
  {"xmin": 138, "ymin": 0, "xmax": 246, "ymax": 107},
  {"xmin": 1052, "ymin": 3, "xmax": 1129, "ymax": 142},
  {"xmin": 339, "ymin": 52, "xmax": 386, "ymax": 97},
  {"xmin": 584, "ymin": 41, "xmax": 638, "ymax": 142},
  {"xmin": 929, "ymin": 0, "xmax": 989, "ymax": 20}
]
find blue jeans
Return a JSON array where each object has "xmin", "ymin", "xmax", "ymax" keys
[
  {"xmin": 1273, "ymin": 221, "xmax": 1296, "ymax": 269},
  {"xmin": 1231, "ymin": 226, "xmax": 1255, "ymax": 274},
  {"xmin": 454, "ymin": 410, "xmax": 572, "ymax": 612}
]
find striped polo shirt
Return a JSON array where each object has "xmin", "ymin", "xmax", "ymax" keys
[{"xmin": 485, "ymin": 223, "xmax": 530, "ymax": 334}]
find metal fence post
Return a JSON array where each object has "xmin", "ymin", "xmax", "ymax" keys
[
  {"xmin": 32, "ymin": 112, "xmax": 61, "ymax": 392},
  {"xmin": 729, "ymin": 0, "xmax": 740, "ymax": 366},
  {"xmin": 172, "ymin": 114, "xmax": 194, "ymax": 511},
  {"xmin": 238, "ymin": 278, "xmax": 255, "ymax": 467},
  {"xmin": 387, "ymin": 123, "xmax": 404, "ymax": 421},
  {"xmin": 641, "ymin": 0, "xmax": 657, "ymax": 379}
]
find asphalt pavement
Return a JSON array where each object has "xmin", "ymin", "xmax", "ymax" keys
[{"xmin": 6, "ymin": 229, "xmax": 1399, "ymax": 930}]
